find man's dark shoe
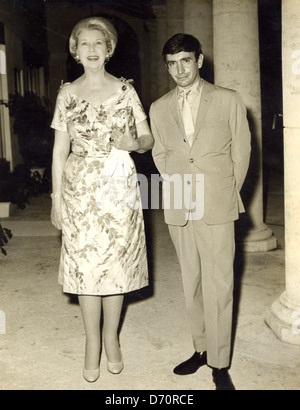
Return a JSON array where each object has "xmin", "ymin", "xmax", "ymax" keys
[
  {"xmin": 212, "ymin": 368, "xmax": 235, "ymax": 390},
  {"xmin": 173, "ymin": 351, "xmax": 207, "ymax": 375}
]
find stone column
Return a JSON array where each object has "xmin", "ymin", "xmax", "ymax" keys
[
  {"xmin": 166, "ymin": 0, "xmax": 184, "ymax": 37},
  {"xmin": 184, "ymin": 0, "xmax": 214, "ymax": 83},
  {"xmin": 212, "ymin": 0, "xmax": 277, "ymax": 252},
  {"xmin": 166, "ymin": 0, "xmax": 184, "ymax": 89},
  {"xmin": 265, "ymin": 0, "xmax": 300, "ymax": 345},
  {"xmin": 151, "ymin": 4, "xmax": 169, "ymax": 100},
  {"xmin": 0, "ymin": 45, "xmax": 12, "ymax": 168}
]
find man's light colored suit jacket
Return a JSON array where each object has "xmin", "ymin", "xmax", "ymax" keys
[{"xmin": 149, "ymin": 80, "xmax": 251, "ymax": 226}]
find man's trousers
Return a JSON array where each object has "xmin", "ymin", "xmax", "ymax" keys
[{"xmin": 168, "ymin": 219, "xmax": 235, "ymax": 369}]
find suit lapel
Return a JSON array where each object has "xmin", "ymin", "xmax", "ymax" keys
[
  {"xmin": 169, "ymin": 89, "xmax": 186, "ymax": 138},
  {"xmin": 165, "ymin": 81, "xmax": 215, "ymax": 149},
  {"xmin": 164, "ymin": 89, "xmax": 190, "ymax": 151},
  {"xmin": 193, "ymin": 81, "xmax": 215, "ymax": 138}
]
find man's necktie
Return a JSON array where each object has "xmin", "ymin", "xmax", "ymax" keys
[{"xmin": 181, "ymin": 90, "xmax": 194, "ymax": 146}]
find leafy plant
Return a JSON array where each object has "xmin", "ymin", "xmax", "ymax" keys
[
  {"xmin": 8, "ymin": 92, "xmax": 54, "ymax": 167},
  {"xmin": 0, "ymin": 158, "xmax": 50, "ymax": 209},
  {"xmin": 0, "ymin": 223, "xmax": 12, "ymax": 256}
]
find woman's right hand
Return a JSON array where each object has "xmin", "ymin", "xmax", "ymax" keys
[
  {"xmin": 51, "ymin": 197, "xmax": 62, "ymax": 230},
  {"xmin": 110, "ymin": 123, "xmax": 139, "ymax": 152}
]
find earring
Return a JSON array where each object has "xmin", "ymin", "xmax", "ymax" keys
[{"xmin": 75, "ymin": 55, "xmax": 81, "ymax": 64}]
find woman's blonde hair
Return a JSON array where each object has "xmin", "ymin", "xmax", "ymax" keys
[{"xmin": 69, "ymin": 16, "xmax": 118, "ymax": 62}]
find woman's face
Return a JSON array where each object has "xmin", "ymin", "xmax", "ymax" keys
[{"xmin": 76, "ymin": 29, "xmax": 108, "ymax": 69}]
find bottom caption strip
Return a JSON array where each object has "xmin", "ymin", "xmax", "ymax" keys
[{"xmin": 104, "ymin": 393, "xmax": 196, "ymax": 406}]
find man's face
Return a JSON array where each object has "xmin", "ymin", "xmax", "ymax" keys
[{"xmin": 165, "ymin": 51, "xmax": 203, "ymax": 88}]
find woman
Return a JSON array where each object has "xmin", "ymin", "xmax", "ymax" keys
[{"xmin": 50, "ymin": 16, "xmax": 153, "ymax": 383}]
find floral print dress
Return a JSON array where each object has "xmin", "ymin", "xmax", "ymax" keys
[{"xmin": 51, "ymin": 79, "xmax": 149, "ymax": 295}]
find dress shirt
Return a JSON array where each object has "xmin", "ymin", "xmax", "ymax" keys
[{"xmin": 177, "ymin": 77, "xmax": 204, "ymax": 125}]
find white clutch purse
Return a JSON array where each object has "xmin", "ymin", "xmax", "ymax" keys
[
  {"xmin": 102, "ymin": 105, "xmax": 137, "ymax": 177},
  {"xmin": 102, "ymin": 146, "xmax": 135, "ymax": 177}
]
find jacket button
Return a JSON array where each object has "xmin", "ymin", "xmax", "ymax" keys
[{"xmin": 190, "ymin": 158, "xmax": 194, "ymax": 163}]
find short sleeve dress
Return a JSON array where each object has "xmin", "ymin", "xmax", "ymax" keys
[{"xmin": 51, "ymin": 78, "xmax": 149, "ymax": 296}]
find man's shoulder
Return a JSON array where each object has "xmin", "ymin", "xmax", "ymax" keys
[
  {"xmin": 205, "ymin": 81, "xmax": 237, "ymax": 97},
  {"xmin": 201, "ymin": 81, "xmax": 243, "ymax": 110},
  {"xmin": 151, "ymin": 88, "xmax": 175, "ymax": 110},
  {"xmin": 210, "ymin": 83, "xmax": 243, "ymax": 104}
]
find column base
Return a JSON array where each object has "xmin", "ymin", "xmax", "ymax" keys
[
  {"xmin": 241, "ymin": 223, "xmax": 278, "ymax": 252},
  {"xmin": 265, "ymin": 291, "xmax": 300, "ymax": 346}
]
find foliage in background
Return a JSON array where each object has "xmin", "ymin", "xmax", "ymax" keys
[
  {"xmin": 8, "ymin": 92, "xmax": 54, "ymax": 167},
  {"xmin": 0, "ymin": 223, "xmax": 12, "ymax": 256},
  {"xmin": 0, "ymin": 158, "xmax": 51, "ymax": 209}
]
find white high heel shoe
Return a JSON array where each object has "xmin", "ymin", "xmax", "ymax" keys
[
  {"xmin": 83, "ymin": 366, "xmax": 100, "ymax": 383},
  {"xmin": 107, "ymin": 359, "xmax": 124, "ymax": 374}
]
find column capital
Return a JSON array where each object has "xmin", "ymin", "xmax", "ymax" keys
[
  {"xmin": 152, "ymin": 4, "xmax": 167, "ymax": 19},
  {"xmin": 213, "ymin": 0, "xmax": 258, "ymax": 14}
]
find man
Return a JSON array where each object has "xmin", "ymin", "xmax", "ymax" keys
[{"xmin": 149, "ymin": 34, "xmax": 251, "ymax": 390}]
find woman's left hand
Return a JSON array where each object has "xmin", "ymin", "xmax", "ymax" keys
[{"xmin": 110, "ymin": 123, "xmax": 139, "ymax": 152}]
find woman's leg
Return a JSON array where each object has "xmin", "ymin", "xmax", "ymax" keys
[
  {"xmin": 78, "ymin": 295, "xmax": 102, "ymax": 370},
  {"xmin": 102, "ymin": 295, "xmax": 124, "ymax": 363}
]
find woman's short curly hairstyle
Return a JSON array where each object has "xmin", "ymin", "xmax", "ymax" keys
[{"xmin": 69, "ymin": 16, "xmax": 118, "ymax": 61}]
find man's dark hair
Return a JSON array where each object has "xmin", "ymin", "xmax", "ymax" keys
[{"xmin": 162, "ymin": 33, "xmax": 203, "ymax": 64}]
